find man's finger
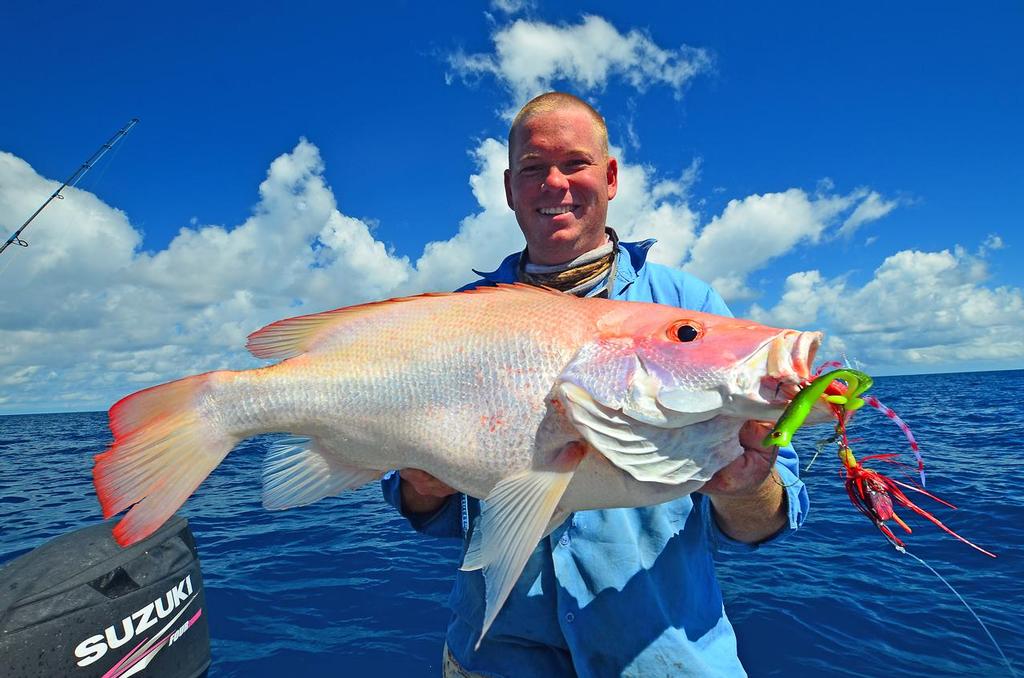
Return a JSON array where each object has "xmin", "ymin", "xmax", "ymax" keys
[{"xmin": 738, "ymin": 420, "xmax": 774, "ymax": 452}]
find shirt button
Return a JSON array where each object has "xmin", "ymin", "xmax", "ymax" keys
[
  {"xmin": 559, "ymin": 534, "xmax": 570, "ymax": 547},
  {"xmin": 565, "ymin": 613, "xmax": 575, "ymax": 623}
]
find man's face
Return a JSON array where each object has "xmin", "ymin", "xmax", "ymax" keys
[{"xmin": 504, "ymin": 107, "xmax": 618, "ymax": 265}]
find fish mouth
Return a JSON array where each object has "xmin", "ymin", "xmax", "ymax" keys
[
  {"xmin": 767, "ymin": 330, "xmax": 820, "ymax": 385},
  {"xmin": 745, "ymin": 330, "xmax": 824, "ymax": 411}
]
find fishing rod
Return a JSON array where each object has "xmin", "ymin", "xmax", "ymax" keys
[{"xmin": 0, "ymin": 117, "xmax": 139, "ymax": 257}]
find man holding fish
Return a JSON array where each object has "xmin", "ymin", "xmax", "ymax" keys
[
  {"xmin": 96, "ymin": 91, "xmax": 822, "ymax": 676},
  {"xmin": 384, "ymin": 93, "xmax": 810, "ymax": 676}
]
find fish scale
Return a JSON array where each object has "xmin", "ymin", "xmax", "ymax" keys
[{"xmin": 93, "ymin": 283, "xmax": 826, "ymax": 646}]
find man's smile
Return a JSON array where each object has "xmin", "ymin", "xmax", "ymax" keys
[{"xmin": 538, "ymin": 205, "xmax": 577, "ymax": 216}]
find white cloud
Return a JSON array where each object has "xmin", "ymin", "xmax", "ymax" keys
[
  {"xmin": 0, "ymin": 133, "xmax": 915, "ymax": 413},
  {"xmin": 624, "ymin": 117, "xmax": 641, "ymax": 152},
  {"xmin": 0, "ymin": 133, "xmax": 716, "ymax": 413},
  {"xmin": 489, "ymin": 0, "xmax": 534, "ymax": 15},
  {"xmin": 0, "ymin": 136, "xmax": 1014, "ymax": 413},
  {"xmin": 748, "ymin": 270, "xmax": 844, "ymax": 330},
  {"xmin": 650, "ymin": 157, "xmax": 700, "ymax": 202},
  {"xmin": 0, "ymin": 141, "xmax": 422, "ymax": 413},
  {"xmin": 683, "ymin": 189, "xmax": 845, "ymax": 299},
  {"xmin": 837, "ymin": 189, "xmax": 900, "ymax": 238},
  {"xmin": 0, "ymin": 152, "xmax": 141, "ymax": 294},
  {"xmin": 448, "ymin": 15, "xmax": 712, "ymax": 114},
  {"xmin": 3, "ymin": 7, "xmax": 1018, "ymax": 417},
  {"xmin": 979, "ymin": 233, "xmax": 1004, "ymax": 255},
  {"xmin": 605, "ymin": 148, "xmax": 699, "ymax": 268},
  {"xmin": 750, "ymin": 247, "xmax": 1024, "ymax": 372},
  {"xmin": 404, "ymin": 138, "xmax": 523, "ymax": 293}
]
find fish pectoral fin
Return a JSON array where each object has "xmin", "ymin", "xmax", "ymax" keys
[
  {"xmin": 460, "ymin": 445, "xmax": 582, "ymax": 649},
  {"xmin": 262, "ymin": 436, "xmax": 382, "ymax": 510},
  {"xmin": 557, "ymin": 381, "xmax": 719, "ymax": 485}
]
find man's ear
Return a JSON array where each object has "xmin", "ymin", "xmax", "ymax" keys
[
  {"xmin": 606, "ymin": 157, "xmax": 618, "ymax": 200},
  {"xmin": 504, "ymin": 169, "xmax": 515, "ymax": 210}
]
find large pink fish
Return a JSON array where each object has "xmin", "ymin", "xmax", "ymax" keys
[{"xmin": 95, "ymin": 284, "xmax": 826, "ymax": 641}]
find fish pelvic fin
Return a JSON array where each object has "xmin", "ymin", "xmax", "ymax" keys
[
  {"xmin": 461, "ymin": 443, "xmax": 585, "ymax": 650},
  {"xmin": 93, "ymin": 372, "xmax": 239, "ymax": 547},
  {"xmin": 262, "ymin": 436, "xmax": 383, "ymax": 510}
]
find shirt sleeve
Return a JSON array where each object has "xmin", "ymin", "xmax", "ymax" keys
[
  {"xmin": 380, "ymin": 470, "xmax": 465, "ymax": 539},
  {"xmin": 700, "ymin": 285, "xmax": 733, "ymax": 318},
  {"xmin": 696, "ymin": 279, "xmax": 811, "ymax": 553}
]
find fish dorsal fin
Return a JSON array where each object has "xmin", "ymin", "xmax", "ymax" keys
[
  {"xmin": 246, "ymin": 307, "xmax": 361, "ymax": 359},
  {"xmin": 245, "ymin": 284, "xmax": 567, "ymax": 360}
]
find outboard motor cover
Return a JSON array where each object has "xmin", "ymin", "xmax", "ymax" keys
[{"xmin": 0, "ymin": 514, "xmax": 210, "ymax": 677}]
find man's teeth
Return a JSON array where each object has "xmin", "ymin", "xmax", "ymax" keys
[{"xmin": 539, "ymin": 206, "xmax": 574, "ymax": 215}]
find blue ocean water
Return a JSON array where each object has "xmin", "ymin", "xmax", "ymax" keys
[{"xmin": 1, "ymin": 370, "xmax": 1021, "ymax": 676}]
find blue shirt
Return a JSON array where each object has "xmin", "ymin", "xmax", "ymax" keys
[{"xmin": 381, "ymin": 239, "xmax": 809, "ymax": 677}]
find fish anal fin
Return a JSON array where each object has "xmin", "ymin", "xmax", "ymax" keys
[
  {"xmin": 262, "ymin": 436, "xmax": 382, "ymax": 510},
  {"xmin": 461, "ymin": 443, "xmax": 583, "ymax": 649}
]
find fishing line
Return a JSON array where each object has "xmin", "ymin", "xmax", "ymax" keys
[
  {"xmin": 0, "ymin": 251, "xmax": 15, "ymax": 277},
  {"xmin": 770, "ymin": 470, "xmax": 802, "ymax": 489},
  {"xmin": 804, "ymin": 432, "xmax": 840, "ymax": 473},
  {"xmin": 80, "ymin": 126, "xmax": 130, "ymax": 193},
  {"xmin": 898, "ymin": 545, "xmax": 1017, "ymax": 677}
]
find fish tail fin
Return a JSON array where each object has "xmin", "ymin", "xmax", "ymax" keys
[{"xmin": 94, "ymin": 371, "xmax": 240, "ymax": 547}]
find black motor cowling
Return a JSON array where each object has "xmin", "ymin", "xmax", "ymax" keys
[{"xmin": 0, "ymin": 515, "xmax": 210, "ymax": 677}]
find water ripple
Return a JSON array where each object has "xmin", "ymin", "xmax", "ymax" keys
[{"xmin": 2, "ymin": 370, "xmax": 1022, "ymax": 676}]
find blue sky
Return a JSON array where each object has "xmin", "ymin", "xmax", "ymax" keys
[{"xmin": 1, "ymin": 1, "xmax": 1021, "ymax": 414}]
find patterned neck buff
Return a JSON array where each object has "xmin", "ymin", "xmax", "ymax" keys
[{"xmin": 518, "ymin": 229, "xmax": 619, "ymax": 297}]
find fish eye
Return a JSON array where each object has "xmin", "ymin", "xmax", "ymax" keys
[{"xmin": 669, "ymin": 321, "xmax": 702, "ymax": 342}]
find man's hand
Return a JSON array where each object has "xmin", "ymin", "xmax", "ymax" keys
[
  {"xmin": 701, "ymin": 420, "xmax": 778, "ymax": 496},
  {"xmin": 701, "ymin": 420, "xmax": 788, "ymax": 543},
  {"xmin": 400, "ymin": 468, "xmax": 458, "ymax": 515}
]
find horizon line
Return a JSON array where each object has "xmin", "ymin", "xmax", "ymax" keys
[{"xmin": 3, "ymin": 366, "xmax": 1021, "ymax": 418}]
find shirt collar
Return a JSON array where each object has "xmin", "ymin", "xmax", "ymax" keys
[{"xmin": 472, "ymin": 237, "xmax": 657, "ymax": 285}]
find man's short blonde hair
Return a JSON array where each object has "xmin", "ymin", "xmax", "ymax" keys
[{"xmin": 508, "ymin": 92, "xmax": 609, "ymax": 164}]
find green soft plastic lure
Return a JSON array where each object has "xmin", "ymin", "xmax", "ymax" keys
[
  {"xmin": 758, "ymin": 365, "xmax": 1004, "ymax": 670},
  {"xmin": 762, "ymin": 368, "xmax": 873, "ymax": 448},
  {"xmin": 762, "ymin": 366, "xmax": 994, "ymax": 557}
]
